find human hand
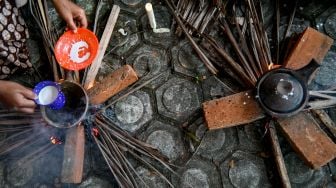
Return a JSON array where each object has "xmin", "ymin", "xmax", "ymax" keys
[
  {"xmin": 0, "ymin": 81, "xmax": 36, "ymax": 113},
  {"xmin": 52, "ymin": 0, "xmax": 88, "ymax": 32}
]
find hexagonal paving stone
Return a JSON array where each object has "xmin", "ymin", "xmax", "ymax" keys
[
  {"xmin": 196, "ymin": 127, "xmax": 238, "ymax": 162},
  {"xmin": 172, "ymin": 40, "xmax": 210, "ymax": 78},
  {"xmin": 202, "ymin": 76, "xmax": 235, "ymax": 100},
  {"xmin": 115, "ymin": 0, "xmax": 146, "ymax": 16},
  {"xmin": 104, "ymin": 90, "xmax": 153, "ymax": 133},
  {"xmin": 107, "ymin": 13, "xmax": 140, "ymax": 57},
  {"xmin": 140, "ymin": 121, "xmax": 187, "ymax": 162},
  {"xmin": 141, "ymin": 4, "xmax": 175, "ymax": 48},
  {"xmin": 79, "ymin": 176, "xmax": 114, "ymax": 188},
  {"xmin": 285, "ymin": 152, "xmax": 329, "ymax": 187},
  {"xmin": 156, "ymin": 77, "xmax": 202, "ymax": 122},
  {"xmin": 312, "ymin": 52, "xmax": 336, "ymax": 89},
  {"xmin": 324, "ymin": 12, "xmax": 336, "ymax": 40},
  {"xmin": 144, "ymin": 70, "xmax": 171, "ymax": 90},
  {"xmin": 315, "ymin": 7, "xmax": 336, "ymax": 39},
  {"xmin": 315, "ymin": 7, "xmax": 336, "ymax": 52},
  {"xmin": 173, "ymin": 157, "xmax": 221, "ymax": 188},
  {"xmin": 220, "ymin": 150, "xmax": 271, "ymax": 188},
  {"xmin": 125, "ymin": 44, "xmax": 168, "ymax": 79},
  {"xmin": 135, "ymin": 166, "xmax": 170, "ymax": 187},
  {"xmin": 237, "ymin": 122, "xmax": 264, "ymax": 152}
]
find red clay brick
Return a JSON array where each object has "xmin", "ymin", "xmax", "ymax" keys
[
  {"xmin": 61, "ymin": 124, "xmax": 85, "ymax": 183},
  {"xmin": 203, "ymin": 91, "xmax": 265, "ymax": 130},
  {"xmin": 278, "ymin": 112, "xmax": 336, "ymax": 169},
  {"xmin": 284, "ymin": 27, "xmax": 333, "ymax": 70},
  {"xmin": 88, "ymin": 65, "xmax": 138, "ymax": 105}
]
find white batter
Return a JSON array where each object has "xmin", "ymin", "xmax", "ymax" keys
[{"xmin": 38, "ymin": 86, "xmax": 59, "ymax": 105}]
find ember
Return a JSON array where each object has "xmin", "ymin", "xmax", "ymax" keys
[
  {"xmin": 92, "ymin": 127, "xmax": 99, "ymax": 137},
  {"xmin": 50, "ymin": 136, "xmax": 63, "ymax": 145}
]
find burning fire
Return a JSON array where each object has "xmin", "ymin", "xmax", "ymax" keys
[
  {"xmin": 50, "ymin": 136, "xmax": 62, "ymax": 145},
  {"xmin": 92, "ymin": 127, "xmax": 99, "ymax": 137}
]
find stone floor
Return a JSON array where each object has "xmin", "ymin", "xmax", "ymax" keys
[{"xmin": 1, "ymin": 0, "xmax": 336, "ymax": 187}]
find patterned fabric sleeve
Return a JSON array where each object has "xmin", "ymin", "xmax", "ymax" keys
[{"xmin": 0, "ymin": 0, "xmax": 32, "ymax": 80}]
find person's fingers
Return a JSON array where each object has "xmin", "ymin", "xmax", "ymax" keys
[
  {"xmin": 20, "ymin": 89, "xmax": 37, "ymax": 100},
  {"xmin": 17, "ymin": 98, "xmax": 36, "ymax": 108},
  {"xmin": 65, "ymin": 17, "xmax": 78, "ymax": 32},
  {"xmin": 77, "ymin": 12, "xmax": 87, "ymax": 28},
  {"xmin": 13, "ymin": 92, "xmax": 36, "ymax": 108},
  {"xmin": 17, "ymin": 107, "xmax": 35, "ymax": 114}
]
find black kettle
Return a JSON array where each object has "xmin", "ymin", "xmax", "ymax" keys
[{"xmin": 255, "ymin": 59, "xmax": 320, "ymax": 118}]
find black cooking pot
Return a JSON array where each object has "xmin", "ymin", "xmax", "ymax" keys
[
  {"xmin": 256, "ymin": 60, "xmax": 320, "ymax": 118},
  {"xmin": 41, "ymin": 81, "xmax": 89, "ymax": 128}
]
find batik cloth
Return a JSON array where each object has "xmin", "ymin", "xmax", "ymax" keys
[{"xmin": 0, "ymin": 0, "xmax": 31, "ymax": 79}]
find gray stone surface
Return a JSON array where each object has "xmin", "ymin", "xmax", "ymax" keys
[
  {"xmin": 313, "ymin": 52, "xmax": 336, "ymax": 89},
  {"xmin": 278, "ymin": 18, "xmax": 311, "ymax": 39},
  {"xmin": 220, "ymin": 151, "xmax": 271, "ymax": 188},
  {"xmin": 126, "ymin": 44, "xmax": 168, "ymax": 79},
  {"xmin": 315, "ymin": 6, "xmax": 336, "ymax": 36},
  {"xmin": 285, "ymin": 152, "xmax": 329, "ymax": 188},
  {"xmin": 315, "ymin": 6, "xmax": 336, "ymax": 51},
  {"xmin": 324, "ymin": 12, "xmax": 336, "ymax": 40},
  {"xmin": 115, "ymin": 0, "xmax": 146, "ymax": 16},
  {"xmin": 75, "ymin": 0, "xmax": 96, "ymax": 23},
  {"xmin": 135, "ymin": 166, "xmax": 170, "ymax": 188},
  {"xmin": 174, "ymin": 158, "xmax": 221, "ymax": 188},
  {"xmin": 121, "ymin": 0, "xmax": 143, "ymax": 6},
  {"xmin": 96, "ymin": 55, "xmax": 122, "ymax": 82},
  {"xmin": 237, "ymin": 122, "xmax": 264, "ymax": 152},
  {"xmin": 140, "ymin": 121, "xmax": 187, "ymax": 162},
  {"xmin": 141, "ymin": 5, "xmax": 175, "ymax": 48},
  {"xmin": 7, "ymin": 162, "xmax": 34, "ymax": 187},
  {"xmin": 172, "ymin": 40, "xmax": 209, "ymax": 78},
  {"xmin": 156, "ymin": 77, "xmax": 202, "ymax": 122},
  {"xmin": 46, "ymin": 3, "xmax": 64, "ymax": 33},
  {"xmin": 108, "ymin": 13, "xmax": 140, "ymax": 57},
  {"xmin": 261, "ymin": 0, "xmax": 274, "ymax": 27},
  {"xmin": 196, "ymin": 128, "xmax": 238, "ymax": 162},
  {"xmin": 33, "ymin": 152, "xmax": 63, "ymax": 184},
  {"xmin": 104, "ymin": 90, "xmax": 153, "ymax": 133},
  {"xmin": 144, "ymin": 70, "xmax": 171, "ymax": 90},
  {"xmin": 201, "ymin": 76, "xmax": 235, "ymax": 100},
  {"xmin": 78, "ymin": 176, "xmax": 113, "ymax": 188}
]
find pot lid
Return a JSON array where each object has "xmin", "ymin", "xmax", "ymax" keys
[{"xmin": 256, "ymin": 68, "xmax": 308, "ymax": 117}]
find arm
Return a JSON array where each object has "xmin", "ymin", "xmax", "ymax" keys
[
  {"xmin": 52, "ymin": 0, "xmax": 88, "ymax": 31},
  {"xmin": 0, "ymin": 81, "xmax": 36, "ymax": 113}
]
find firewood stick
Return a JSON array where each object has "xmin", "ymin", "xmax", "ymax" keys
[
  {"xmin": 84, "ymin": 5, "xmax": 120, "ymax": 89},
  {"xmin": 269, "ymin": 121, "xmax": 291, "ymax": 188},
  {"xmin": 220, "ymin": 19, "xmax": 257, "ymax": 83},
  {"xmin": 311, "ymin": 109, "xmax": 336, "ymax": 138},
  {"xmin": 164, "ymin": 0, "xmax": 218, "ymax": 75}
]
